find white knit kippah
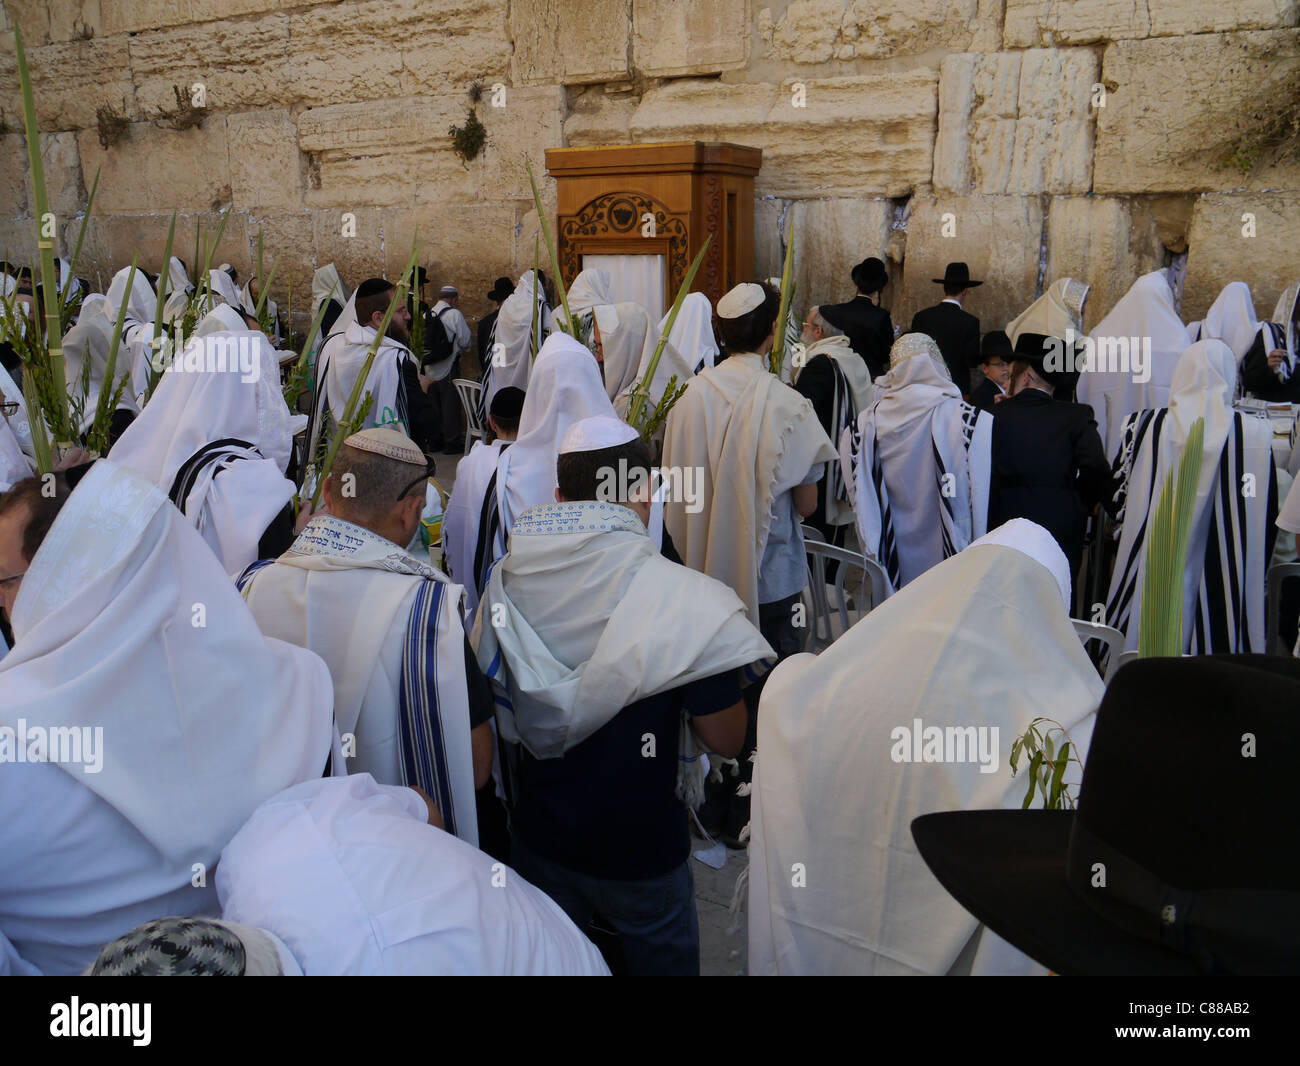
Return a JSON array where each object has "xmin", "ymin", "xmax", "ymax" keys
[
  {"xmin": 559, "ymin": 415, "xmax": 639, "ymax": 454},
  {"xmin": 717, "ymin": 282, "xmax": 765, "ymax": 320},
  {"xmin": 344, "ymin": 426, "xmax": 426, "ymax": 466}
]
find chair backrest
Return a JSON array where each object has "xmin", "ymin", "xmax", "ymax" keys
[
  {"xmin": 800, "ymin": 532, "xmax": 890, "ymax": 653},
  {"xmin": 1266, "ymin": 561, "xmax": 1300, "ymax": 655},
  {"xmin": 1070, "ymin": 618, "xmax": 1127, "ymax": 684},
  {"xmin": 453, "ymin": 378, "xmax": 485, "ymax": 433}
]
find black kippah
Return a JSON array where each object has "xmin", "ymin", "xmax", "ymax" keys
[
  {"xmin": 490, "ymin": 386, "xmax": 526, "ymax": 421},
  {"xmin": 356, "ymin": 277, "xmax": 394, "ymax": 299}
]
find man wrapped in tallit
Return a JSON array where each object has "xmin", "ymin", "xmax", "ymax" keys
[
  {"xmin": 239, "ymin": 272, "xmax": 283, "ymax": 344},
  {"xmin": 480, "ymin": 269, "xmax": 552, "ymax": 413},
  {"xmin": 1005, "ymin": 277, "xmax": 1090, "ymax": 396},
  {"xmin": 1191, "ymin": 281, "xmax": 1258, "ymax": 362},
  {"xmin": 110, "ymin": 305, "xmax": 298, "ymax": 576},
  {"xmin": 748, "ymin": 520, "xmax": 1103, "ymax": 976},
  {"xmin": 1242, "ymin": 280, "xmax": 1300, "ymax": 402},
  {"xmin": 661, "ymin": 282, "xmax": 836, "ymax": 628},
  {"xmin": 240, "ymin": 427, "xmax": 490, "ymax": 847},
  {"xmin": 102, "ymin": 265, "xmax": 157, "ymax": 408},
  {"xmin": 61, "ymin": 293, "xmax": 116, "ymax": 432},
  {"xmin": 840, "ymin": 332, "xmax": 992, "ymax": 596},
  {"xmin": 1079, "ymin": 270, "xmax": 1190, "ymax": 459},
  {"xmin": 156, "ymin": 256, "xmax": 194, "ymax": 325},
  {"xmin": 660, "ymin": 292, "xmax": 719, "ymax": 375},
  {"xmin": 1105, "ymin": 339, "xmax": 1277, "ymax": 654},
  {"xmin": 0, "ymin": 460, "xmax": 334, "ymax": 975}
]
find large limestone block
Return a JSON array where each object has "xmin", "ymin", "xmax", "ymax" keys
[
  {"xmin": 1095, "ymin": 30, "xmax": 1300, "ymax": 194},
  {"xmin": 753, "ymin": 197, "xmax": 788, "ymax": 282},
  {"xmin": 6, "ymin": 0, "xmax": 100, "ymax": 45},
  {"xmin": 243, "ymin": 211, "xmax": 316, "ymax": 315},
  {"xmin": 37, "ymin": 131, "xmax": 84, "ymax": 223},
  {"xmin": 228, "ymin": 111, "xmax": 304, "ymax": 213},
  {"xmin": 1182, "ymin": 191, "xmax": 1300, "ymax": 323},
  {"xmin": 474, "ymin": 86, "xmax": 566, "ymax": 203},
  {"xmin": 759, "ymin": 0, "xmax": 1001, "ymax": 64},
  {"xmin": 899, "ymin": 195, "xmax": 1043, "ymax": 333},
  {"xmin": 788, "ymin": 198, "xmax": 894, "ymax": 308},
  {"xmin": 312, "ymin": 208, "xmax": 385, "ymax": 291},
  {"xmin": 76, "ymin": 121, "xmax": 234, "ymax": 215},
  {"xmin": 562, "ymin": 86, "xmax": 637, "ymax": 147},
  {"xmin": 0, "ymin": 218, "xmax": 37, "ymax": 268},
  {"xmin": 1045, "ymin": 197, "xmax": 1167, "ymax": 332},
  {"xmin": 934, "ymin": 49, "xmax": 1098, "ymax": 195},
  {"xmin": 510, "ymin": 0, "xmax": 630, "ymax": 86},
  {"xmin": 0, "ymin": 133, "xmax": 29, "ymax": 218},
  {"xmin": 400, "ymin": 0, "xmax": 513, "ymax": 92},
  {"xmin": 190, "ymin": 0, "xmax": 282, "ymax": 22},
  {"xmin": 103, "ymin": 0, "xmax": 191, "ymax": 36},
  {"xmin": 1004, "ymin": 0, "xmax": 1296, "ymax": 47},
  {"xmin": 633, "ymin": 0, "xmax": 748, "ymax": 77},
  {"xmin": 127, "ymin": 13, "xmax": 293, "ymax": 117},
  {"xmin": 77, "ymin": 211, "xmax": 253, "ymax": 291},
  {"xmin": 630, "ymin": 73, "xmax": 937, "ymax": 198},
  {"xmin": 26, "ymin": 34, "xmax": 135, "ymax": 130}
]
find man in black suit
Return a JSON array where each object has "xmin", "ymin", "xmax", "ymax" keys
[
  {"xmin": 988, "ymin": 333, "xmax": 1115, "ymax": 601},
  {"xmin": 476, "ymin": 276, "xmax": 515, "ymax": 367},
  {"xmin": 970, "ymin": 330, "xmax": 1012, "ymax": 412},
  {"xmin": 910, "ymin": 262, "xmax": 982, "ymax": 394},
  {"xmin": 819, "ymin": 257, "xmax": 894, "ymax": 379}
]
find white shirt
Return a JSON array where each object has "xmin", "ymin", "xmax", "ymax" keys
[{"xmin": 429, "ymin": 301, "xmax": 471, "ymax": 381}]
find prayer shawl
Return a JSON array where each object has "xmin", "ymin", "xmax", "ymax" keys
[
  {"xmin": 312, "ymin": 263, "xmax": 347, "ymax": 321},
  {"xmin": 1197, "ymin": 282, "xmax": 1259, "ymax": 362},
  {"xmin": 840, "ymin": 338, "xmax": 991, "ymax": 595},
  {"xmin": 496, "ymin": 332, "xmax": 617, "ymax": 535},
  {"xmin": 239, "ymin": 515, "xmax": 478, "ymax": 846},
  {"xmin": 0, "ymin": 362, "xmax": 36, "ymax": 459},
  {"xmin": 749, "ymin": 522, "xmax": 1104, "ymax": 976},
  {"xmin": 207, "ymin": 268, "xmax": 242, "ymax": 310},
  {"xmin": 61, "ymin": 294, "xmax": 115, "ymax": 431},
  {"xmin": 661, "ymin": 351, "xmax": 837, "ymax": 626},
  {"xmin": 660, "ymin": 291, "xmax": 718, "ymax": 375},
  {"xmin": 471, "ymin": 500, "xmax": 773, "ymax": 761},
  {"xmin": 104, "ymin": 266, "xmax": 157, "ymax": 406},
  {"xmin": 0, "ymin": 416, "xmax": 30, "ymax": 492},
  {"xmin": 1080, "ymin": 269, "xmax": 1191, "ymax": 459},
  {"xmin": 306, "ymin": 289, "xmax": 359, "ymax": 461},
  {"xmin": 239, "ymin": 278, "xmax": 281, "ymax": 344},
  {"xmin": 442, "ymin": 437, "xmax": 507, "ymax": 617},
  {"xmin": 1105, "ymin": 339, "xmax": 1276, "ymax": 653},
  {"xmin": 109, "ymin": 326, "xmax": 295, "ymax": 576},
  {"xmin": 609, "ymin": 302, "xmax": 690, "ymax": 423},
  {"xmin": 792, "ymin": 333, "xmax": 875, "ymax": 526},
  {"xmin": 1005, "ymin": 277, "xmax": 1090, "ymax": 344},
  {"xmin": 0, "ymin": 459, "xmax": 333, "ymax": 944},
  {"xmin": 1254, "ymin": 281, "xmax": 1300, "ymax": 386},
  {"xmin": 323, "ymin": 317, "xmax": 417, "ymax": 438},
  {"xmin": 482, "ymin": 269, "xmax": 551, "ymax": 412},
  {"xmin": 217, "ymin": 774, "xmax": 609, "ymax": 975},
  {"xmin": 567, "ymin": 268, "xmax": 618, "ymax": 330},
  {"xmin": 601, "ymin": 301, "xmax": 652, "ymax": 403}
]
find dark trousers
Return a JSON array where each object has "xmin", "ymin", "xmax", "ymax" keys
[
  {"xmin": 433, "ymin": 373, "xmax": 462, "ymax": 448},
  {"xmin": 510, "ymin": 836, "xmax": 700, "ymax": 976}
]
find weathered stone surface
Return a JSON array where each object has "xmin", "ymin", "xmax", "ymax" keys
[
  {"xmin": 753, "ymin": 197, "xmax": 788, "ymax": 282},
  {"xmin": 630, "ymin": 73, "xmax": 938, "ymax": 198},
  {"xmin": 1140, "ymin": 194, "xmax": 1197, "ymax": 255},
  {"xmin": 227, "ymin": 111, "xmax": 303, "ymax": 212},
  {"xmin": 190, "ymin": 0, "xmax": 281, "ymax": 23},
  {"xmin": 5, "ymin": 0, "xmax": 100, "ymax": 45},
  {"xmin": 634, "ymin": 0, "xmax": 748, "ymax": 78},
  {"xmin": 242, "ymin": 211, "xmax": 316, "ymax": 316},
  {"xmin": 0, "ymin": 133, "xmax": 29, "ymax": 218},
  {"xmin": 899, "ymin": 195, "xmax": 1043, "ymax": 332},
  {"xmin": 76, "ymin": 121, "xmax": 233, "ymax": 215},
  {"xmin": 510, "ymin": 0, "xmax": 630, "ymax": 86},
  {"xmin": 311, "ymin": 208, "xmax": 385, "ymax": 291},
  {"xmin": 562, "ymin": 85, "xmax": 637, "ymax": 147},
  {"xmin": 399, "ymin": 0, "xmax": 514, "ymax": 93},
  {"xmin": 1004, "ymin": 0, "xmax": 1296, "ymax": 47},
  {"xmin": 934, "ymin": 48, "xmax": 1098, "ymax": 195},
  {"xmin": 759, "ymin": 0, "xmax": 1003, "ymax": 63},
  {"xmin": 1182, "ymin": 191, "xmax": 1300, "ymax": 322},
  {"xmin": 788, "ymin": 197, "xmax": 894, "ymax": 308},
  {"xmin": 26, "ymin": 34, "xmax": 135, "ymax": 130},
  {"xmin": 1095, "ymin": 30, "xmax": 1300, "ymax": 193},
  {"xmin": 0, "ymin": 218, "xmax": 37, "ymax": 267},
  {"xmin": 76, "ymin": 211, "xmax": 253, "ymax": 292},
  {"xmin": 102, "ymin": 0, "xmax": 191, "ymax": 36},
  {"xmin": 38, "ymin": 131, "xmax": 85, "ymax": 222},
  {"xmin": 1045, "ymin": 197, "xmax": 1167, "ymax": 332}
]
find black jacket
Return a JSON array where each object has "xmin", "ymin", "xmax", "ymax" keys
[
  {"xmin": 1241, "ymin": 326, "xmax": 1300, "ymax": 402},
  {"xmin": 821, "ymin": 295, "xmax": 893, "ymax": 378},
  {"xmin": 988, "ymin": 388, "xmax": 1115, "ymax": 583},
  {"xmin": 792, "ymin": 352, "xmax": 842, "ymax": 538},
  {"xmin": 910, "ymin": 301, "xmax": 980, "ymax": 392},
  {"xmin": 969, "ymin": 376, "xmax": 1004, "ymax": 413},
  {"xmin": 477, "ymin": 309, "xmax": 500, "ymax": 367}
]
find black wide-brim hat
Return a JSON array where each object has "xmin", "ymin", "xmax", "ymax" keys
[
  {"xmin": 912, "ymin": 655, "xmax": 1300, "ymax": 976},
  {"xmin": 851, "ymin": 256, "xmax": 888, "ymax": 294},
  {"xmin": 486, "ymin": 276, "xmax": 515, "ymax": 302},
  {"xmin": 933, "ymin": 261, "xmax": 982, "ymax": 288},
  {"xmin": 980, "ymin": 329, "xmax": 1013, "ymax": 359},
  {"xmin": 1010, "ymin": 331, "xmax": 1059, "ymax": 379}
]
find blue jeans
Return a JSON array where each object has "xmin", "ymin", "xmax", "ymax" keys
[{"xmin": 510, "ymin": 836, "xmax": 700, "ymax": 976}]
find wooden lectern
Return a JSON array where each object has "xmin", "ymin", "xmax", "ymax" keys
[{"xmin": 544, "ymin": 142, "xmax": 762, "ymax": 314}]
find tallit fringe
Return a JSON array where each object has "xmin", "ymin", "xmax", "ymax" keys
[{"xmin": 676, "ymin": 716, "xmax": 708, "ymax": 810}]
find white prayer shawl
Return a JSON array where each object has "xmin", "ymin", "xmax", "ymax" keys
[
  {"xmin": 1105, "ymin": 339, "xmax": 1276, "ymax": 653},
  {"xmin": 167, "ymin": 256, "xmax": 192, "ymax": 298},
  {"xmin": 1199, "ymin": 282, "xmax": 1259, "ymax": 362},
  {"xmin": 61, "ymin": 294, "xmax": 114, "ymax": 430},
  {"xmin": 0, "ymin": 361, "xmax": 36, "ymax": 458},
  {"xmin": 1255, "ymin": 281, "xmax": 1300, "ymax": 386},
  {"xmin": 442, "ymin": 437, "xmax": 507, "ymax": 617},
  {"xmin": 793, "ymin": 333, "xmax": 875, "ymax": 526},
  {"xmin": 217, "ymin": 774, "xmax": 609, "ymax": 975},
  {"xmin": 749, "ymin": 527, "xmax": 1103, "ymax": 976},
  {"xmin": 1080, "ymin": 269, "xmax": 1191, "ymax": 458},
  {"xmin": 324, "ymin": 318, "xmax": 416, "ymax": 436},
  {"xmin": 239, "ymin": 278, "xmax": 281, "ymax": 342},
  {"xmin": 312, "ymin": 264, "xmax": 347, "ymax": 320},
  {"xmin": 472, "ymin": 501, "xmax": 773, "ymax": 759},
  {"xmin": 483, "ymin": 270, "xmax": 551, "ymax": 410},
  {"xmin": 660, "ymin": 291, "xmax": 718, "ymax": 374},
  {"xmin": 661, "ymin": 351, "xmax": 837, "ymax": 626},
  {"xmin": 841, "ymin": 344, "xmax": 991, "ymax": 595},
  {"xmin": 104, "ymin": 267, "xmax": 159, "ymax": 408},
  {"xmin": 240, "ymin": 515, "xmax": 479, "ymax": 846},
  {"xmin": 109, "ymin": 328, "xmax": 295, "ymax": 575},
  {"xmin": 207, "ymin": 268, "xmax": 242, "ymax": 310},
  {"xmin": 601, "ymin": 301, "xmax": 651, "ymax": 403},
  {"xmin": 0, "ymin": 460, "xmax": 334, "ymax": 972},
  {"xmin": 0, "ymin": 416, "xmax": 31, "ymax": 491},
  {"xmin": 611, "ymin": 303, "xmax": 690, "ymax": 423},
  {"xmin": 567, "ymin": 268, "xmax": 618, "ymax": 323},
  {"xmin": 1005, "ymin": 277, "xmax": 1090, "ymax": 343},
  {"xmin": 496, "ymin": 332, "xmax": 617, "ymax": 535}
]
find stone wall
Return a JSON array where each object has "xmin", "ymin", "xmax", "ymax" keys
[{"xmin": 2, "ymin": 0, "xmax": 1298, "ymax": 336}]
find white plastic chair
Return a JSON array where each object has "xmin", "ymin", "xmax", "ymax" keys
[
  {"xmin": 453, "ymin": 378, "xmax": 485, "ymax": 455},
  {"xmin": 1070, "ymin": 618, "xmax": 1127, "ymax": 684},
  {"xmin": 1266, "ymin": 561, "xmax": 1300, "ymax": 655},
  {"xmin": 800, "ymin": 529, "xmax": 890, "ymax": 653}
]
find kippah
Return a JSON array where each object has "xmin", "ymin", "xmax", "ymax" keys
[
  {"xmin": 91, "ymin": 917, "xmax": 247, "ymax": 976},
  {"xmin": 490, "ymin": 386, "xmax": 526, "ymax": 421},
  {"xmin": 439, "ymin": 284, "xmax": 457, "ymax": 297},
  {"xmin": 344, "ymin": 426, "xmax": 427, "ymax": 466},
  {"xmin": 356, "ymin": 277, "xmax": 394, "ymax": 299},
  {"xmin": 890, "ymin": 331, "xmax": 947, "ymax": 375},
  {"xmin": 559, "ymin": 415, "xmax": 639, "ymax": 454},
  {"xmin": 717, "ymin": 282, "xmax": 765, "ymax": 320},
  {"xmin": 818, "ymin": 303, "xmax": 851, "ymax": 332}
]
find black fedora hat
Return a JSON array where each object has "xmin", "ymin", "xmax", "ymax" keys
[
  {"xmin": 485, "ymin": 276, "xmax": 515, "ymax": 303},
  {"xmin": 933, "ymin": 261, "xmax": 982, "ymax": 288},
  {"xmin": 980, "ymin": 329, "xmax": 1013, "ymax": 360},
  {"xmin": 851, "ymin": 256, "xmax": 888, "ymax": 294},
  {"xmin": 912, "ymin": 655, "xmax": 1300, "ymax": 975},
  {"xmin": 1010, "ymin": 331, "xmax": 1061, "ymax": 380}
]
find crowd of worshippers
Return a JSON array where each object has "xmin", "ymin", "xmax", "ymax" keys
[{"xmin": 1, "ymin": 245, "xmax": 1297, "ymax": 979}]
